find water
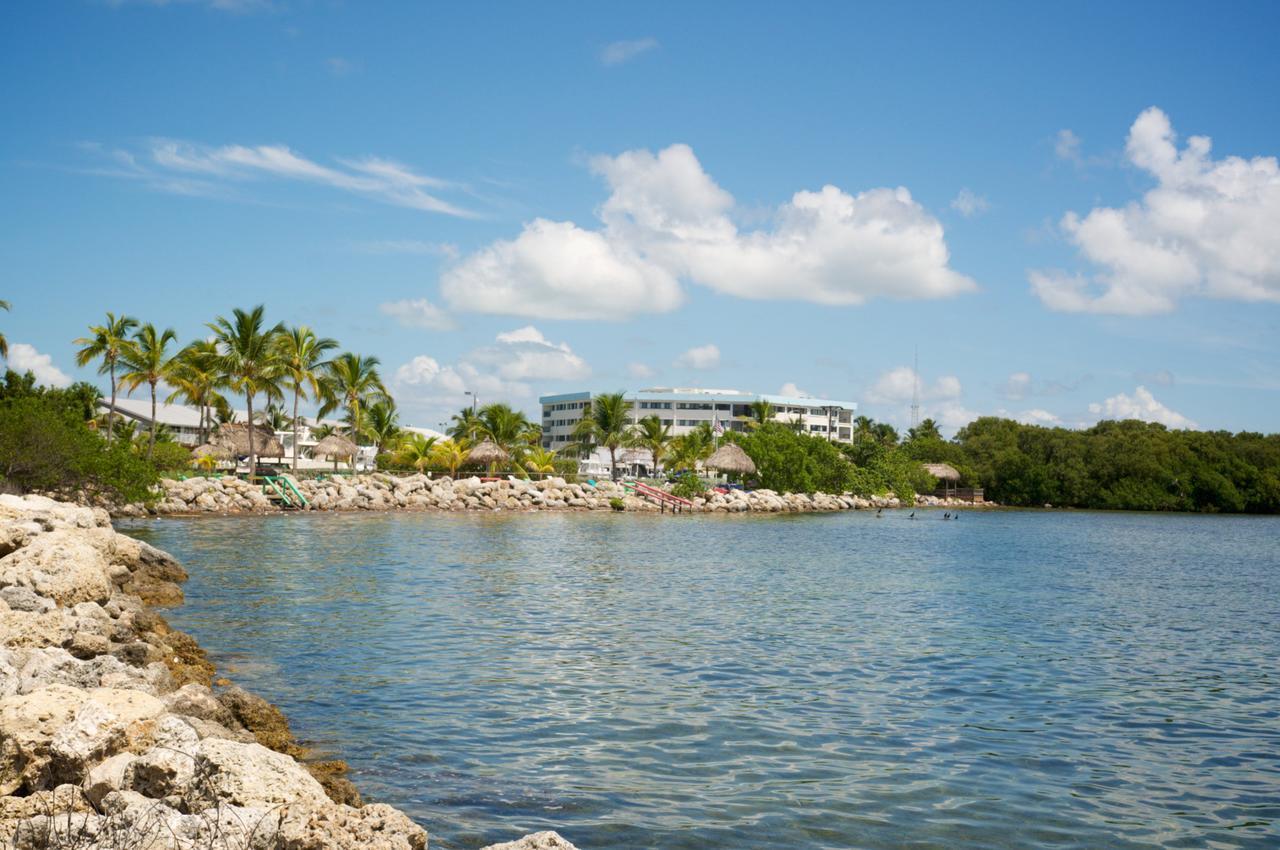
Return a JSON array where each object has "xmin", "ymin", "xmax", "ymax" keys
[{"xmin": 117, "ymin": 510, "xmax": 1280, "ymax": 850}]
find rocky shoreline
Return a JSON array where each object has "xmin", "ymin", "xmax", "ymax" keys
[
  {"xmin": 117, "ymin": 473, "xmax": 986, "ymax": 517},
  {"xmin": 0, "ymin": 494, "xmax": 576, "ymax": 850}
]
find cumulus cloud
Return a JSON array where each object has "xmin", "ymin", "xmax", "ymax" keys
[
  {"xmin": 1032, "ymin": 107, "xmax": 1280, "ymax": 315},
  {"xmin": 1002, "ymin": 371, "xmax": 1033, "ymax": 400},
  {"xmin": 778, "ymin": 382, "xmax": 809, "ymax": 397},
  {"xmin": 673, "ymin": 343, "xmax": 720, "ymax": 370},
  {"xmin": 5, "ymin": 343, "xmax": 72, "ymax": 388},
  {"xmin": 950, "ymin": 188, "xmax": 990, "ymax": 217},
  {"xmin": 82, "ymin": 138, "xmax": 474, "ymax": 217},
  {"xmin": 866, "ymin": 366, "xmax": 961, "ymax": 405},
  {"xmin": 379, "ymin": 298, "xmax": 455, "ymax": 331},
  {"xmin": 392, "ymin": 327, "xmax": 589, "ymax": 421},
  {"xmin": 442, "ymin": 143, "xmax": 974, "ymax": 320},
  {"xmin": 599, "ymin": 37, "xmax": 659, "ymax": 66},
  {"xmin": 1088, "ymin": 385, "xmax": 1197, "ymax": 429}
]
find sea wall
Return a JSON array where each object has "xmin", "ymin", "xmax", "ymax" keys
[
  {"xmin": 119, "ymin": 473, "xmax": 983, "ymax": 517},
  {"xmin": 0, "ymin": 493, "xmax": 577, "ymax": 850}
]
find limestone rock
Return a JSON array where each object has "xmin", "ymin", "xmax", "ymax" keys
[
  {"xmin": 0, "ymin": 530, "xmax": 114, "ymax": 606},
  {"xmin": 481, "ymin": 831, "xmax": 580, "ymax": 850},
  {"xmin": 191, "ymin": 738, "xmax": 329, "ymax": 810}
]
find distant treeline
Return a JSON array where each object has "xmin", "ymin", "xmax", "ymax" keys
[{"xmin": 915, "ymin": 417, "xmax": 1280, "ymax": 514}]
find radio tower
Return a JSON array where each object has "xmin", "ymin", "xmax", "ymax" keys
[{"xmin": 910, "ymin": 346, "xmax": 920, "ymax": 430}]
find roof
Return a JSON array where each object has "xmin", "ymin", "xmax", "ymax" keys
[
  {"xmin": 922, "ymin": 463, "xmax": 961, "ymax": 481},
  {"xmin": 539, "ymin": 387, "xmax": 857, "ymax": 410},
  {"xmin": 100, "ymin": 398, "xmax": 203, "ymax": 429}
]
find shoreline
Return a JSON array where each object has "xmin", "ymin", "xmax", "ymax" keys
[
  {"xmin": 115, "ymin": 472, "xmax": 990, "ymax": 518},
  {"xmin": 0, "ymin": 493, "xmax": 576, "ymax": 850}
]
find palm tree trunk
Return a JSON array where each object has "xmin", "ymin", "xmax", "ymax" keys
[
  {"xmin": 246, "ymin": 392, "xmax": 256, "ymax": 480},
  {"xmin": 291, "ymin": 388, "xmax": 300, "ymax": 475},
  {"xmin": 147, "ymin": 381, "xmax": 157, "ymax": 460},
  {"xmin": 609, "ymin": 446, "xmax": 618, "ymax": 480},
  {"xmin": 107, "ymin": 361, "xmax": 117, "ymax": 446}
]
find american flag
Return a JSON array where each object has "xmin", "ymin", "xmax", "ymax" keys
[{"xmin": 712, "ymin": 415, "xmax": 725, "ymax": 436}]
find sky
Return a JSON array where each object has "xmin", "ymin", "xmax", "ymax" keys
[{"xmin": 2, "ymin": 1, "xmax": 1279, "ymax": 435}]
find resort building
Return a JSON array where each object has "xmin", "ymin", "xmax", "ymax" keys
[
  {"xmin": 539, "ymin": 387, "xmax": 858, "ymax": 453},
  {"xmin": 99, "ymin": 398, "xmax": 206, "ymax": 446}
]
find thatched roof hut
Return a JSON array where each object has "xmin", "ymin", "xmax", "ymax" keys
[
  {"xmin": 191, "ymin": 443, "xmax": 232, "ymax": 460},
  {"xmin": 921, "ymin": 463, "xmax": 961, "ymax": 482},
  {"xmin": 212, "ymin": 423, "xmax": 283, "ymax": 458},
  {"xmin": 466, "ymin": 440, "xmax": 508, "ymax": 467},
  {"xmin": 706, "ymin": 443, "xmax": 757, "ymax": 475},
  {"xmin": 310, "ymin": 435, "xmax": 359, "ymax": 460}
]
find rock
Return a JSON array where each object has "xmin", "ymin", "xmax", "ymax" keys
[
  {"xmin": 217, "ymin": 685, "xmax": 297, "ymax": 753},
  {"xmin": 164, "ymin": 682, "xmax": 234, "ymax": 726},
  {"xmin": 0, "ymin": 684, "xmax": 89, "ymax": 794},
  {"xmin": 0, "ymin": 530, "xmax": 114, "ymax": 606},
  {"xmin": 0, "ymin": 586, "xmax": 55, "ymax": 614},
  {"xmin": 82, "ymin": 751, "xmax": 138, "ymax": 806},
  {"xmin": 191, "ymin": 738, "xmax": 329, "ymax": 810},
  {"xmin": 276, "ymin": 802, "xmax": 427, "ymax": 850},
  {"xmin": 480, "ymin": 831, "xmax": 580, "ymax": 850}
]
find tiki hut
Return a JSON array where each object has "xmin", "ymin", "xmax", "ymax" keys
[
  {"xmin": 191, "ymin": 443, "xmax": 231, "ymax": 460},
  {"xmin": 310, "ymin": 435, "xmax": 360, "ymax": 471},
  {"xmin": 466, "ymin": 440, "xmax": 509, "ymax": 475},
  {"xmin": 921, "ymin": 463, "xmax": 961, "ymax": 497},
  {"xmin": 706, "ymin": 443, "xmax": 757, "ymax": 476},
  {"xmin": 212, "ymin": 423, "xmax": 284, "ymax": 460}
]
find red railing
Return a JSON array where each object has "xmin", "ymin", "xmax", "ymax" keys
[{"xmin": 628, "ymin": 481, "xmax": 694, "ymax": 513}]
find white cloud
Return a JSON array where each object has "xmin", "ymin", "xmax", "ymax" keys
[
  {"xmin": 441, "ymin": 143, "xmax": 974, "ymax": 320},
  {"xmin": 379, "ymin": 298, "xmax": 455, "ymax": 331},
  {"xmin": 1016, "ymin": 408, "xmax": 1063, "ymax": 426},
  {"xmin": 1055, "ymin": 129, "xmax": 1083, "ymax": 164},
  {"xmin": 599, "ymin": 37, "xmax": 659, "ymax": 66},
  {"xmin": 1088, "ymin": 385, "xmax": 1197, "ymax": 429},
  {"xmin": 1032, "ymin": 107, "xmax": 1280, "ymax": 315},
  {"xmin": 440, "ymin": 218, "xmax": 682, "ymax": 320},
  {"xmin": 85, "ymin": 138, "xmax": 474, "ymax": 217},
  {"xmin": 392, "ymin": 327, "xmax": 590, "ymax": 422},
  {"xmin": 866, "ymin": 366, "xmax": 961, "ymax": 405},
  {"xmin": 1002, "ymin": 371, "xmax": 1033, "ymax": 400},
  {"xmin": 778, "ymin": 382, "xmax": 809, "ymax": 397},
  {"xmin": 950, "ymin": 188, "xmax": 990, "ymax": 217},
  {"xmin": 5, "ymin": 343, "xmax": 72, "ymax": 388},
  {"xmin": 673, "ymin": 343, "xmax": 720, "ymax": 370},
  {"xmin": 627, "ymin": 362, "xmax": 656, "ymax": 380}
]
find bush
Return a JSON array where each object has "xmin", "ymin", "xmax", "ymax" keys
[
  {"xmin": 669, "ymin": 474, "xmax": 708, "ymax": 500},
  {"xmin": 609, "ymin": 496, "xmax": 625, "ymax": 511},
  {"xmin": 737, "ymin": 424, "xmax": 851, "ymax": 494},
  {"xmin": 0, "ymin": 395, "xmax": 158, "ymax": 504},
  {"xmin": 150, "ymin": 441, "xmax": 192, "ymax": 473}
]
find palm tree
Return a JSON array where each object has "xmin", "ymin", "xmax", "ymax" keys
[
  {"xmin": 0, "ymin": 299, "xmax": 10, "ymax": 359},
  {"xmin": 521, "ymin": 447, "xmax": 558, "ymax": 477},
  {"xmin": 745, "ymin": 400, "xmax": 776, "ymax": 429},
  {"xmin": 74, "ymin": 312, "xmax": 139, "ymax": 445},
  {"xmin": 570, "ymin": 392, "xmax": 633, "ymax": 480},
  {"xmin": 275, "ymin": 326, "xmax": 338, "ymax": 474},
  {"xmin": 908, "ymin": 417, "xmax": 942, "ymax": 443},
  {"xmin": 208, "ymin": 305, "xmax": 285, "ymax": 477},
  {"xmin": 119, "ymin": 323, "xmax": 178, "ymax": 460},
  {"xmin": 362, "ymin": 399, "xmax": 402, "ymax": 454},
  {"xmin": 166, "ymin": 340, "xmax": 225, "ymax": 445},
  {"xmin": 872, "ymin": 422, "xmax": 900, "ymax": 446},
  {"xmin": 668, "ymin": 421, "xmax": 716, "ymax": 472},
  {"xmin": 476, "ymin": 402, "xmax": 539, "ymax": 471},
  {"xmin": 319, "ymin": 352, "xmax": 387, "ymax": 441},
  {"xmin": 431, "ymin": 439, "xmax": 470, "ymax": 478},
  {"xmin": 629, "ymin": 415, "xmax": 672, "ymax": 477},
  {"xmin": 447, "ymin": 407, "xmax": 484, "ymax": 443},
  {"xmin": 395, "ymin": 433, "xmax": 439, "ymax": 473},
  {"xmin": 310, "ymin": 422, "xmax": 337, "ymax": 442},
  {"xmin": 256, "ymin": 403, "xmax": 292, "ymax": 432}
]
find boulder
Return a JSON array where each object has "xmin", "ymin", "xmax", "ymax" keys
[
  {"xmin": 191, "ymin": 738, "xmax": 329, "ymax": 810},
  {"xmin": 0, "ymin": 530, "xmax": 114, "ymax": 606},
  {"xmin": 481, "ymin": 831, "xmax": 580, "ymax": 850}
]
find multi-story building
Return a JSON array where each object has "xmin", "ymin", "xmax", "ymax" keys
[{"xmin": 539, "ymin": 387, "xmax": 858, "ymax": 453}]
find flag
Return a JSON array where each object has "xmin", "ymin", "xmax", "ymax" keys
[{"xmin": 712, "ymin": 415, "xmax": 725, "ymax": 436}]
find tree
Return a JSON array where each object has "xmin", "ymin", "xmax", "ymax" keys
[
  {"xmin": 0, "ymin": 299, "xmax": 9, "ymax": 359},
  {"xmin": 745, "ymin": 400, "xmax": 776, "ymax": 429},
  {"xmin": 208, "ymin": 305, "xmax": 285, "ymax": 478},
  {"xmin": 908, "ymin": 418, "xmax": 942, "ymax": 443},
  {"xmin": 629, "ymin": 415, "xmax": 673, "ymax": 476},
  {"xmin": 319, "ymin": 352, "xmax": 387, "ymax": 441},
  {"xmin": 362, "ymin": 399, "xmax": 402, "ymax": 454},
  {"xmin": 569, "ymin": 392, "xmax": 633, "ymax": 479},
  {"xmin": 476, "ymin": 402, "xmax": 539, "ymax": 471},
  {"xmin": 166, "ymin": 340, "xmax": 225, "ymax": 445},
  {"xmin": 119, "ymin": 323, "xmax": 178, "ymax": 460},
  {"xmin": 274, "ymin": 326, "xmax": 338, "ymax": 474},
  {"xmin": 430, "ymin": 439, "xmax": 470, "ymax": 478},
  {"xmin": 447, "ymin": 407, "xmax": 484, "ymax": 443},
  {"xmin": 872, "ymin": 422, "xmax": 899, "ymax": 446},
  {"xmin": 521, "ymin": 447, "xmax": 558, "ymax": 476},
  {"xmin": 668, "ymin": 422, "xmax": 715, "ymax": 472},
  {"xmin": 395, "ymin": 433, "xmax": 438, "ymax": 472},
  {"xmin": 256, "ymin": 403, "xmax": 291, "ymax": 432},
  {"xmin": 73, "ymin": 312, "xmax": 139, "ymax": 446}
]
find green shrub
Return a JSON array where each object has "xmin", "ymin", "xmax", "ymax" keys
[
  {"xmin": 150, "ymin": 441, "xmax": 192, "ymax": 473},
  {"xmin": 737, "ymin": 424, "xmax": 852, "ymax": 494},
  {"xmin": 0, "ymin": 395, "xmax": 158, "ymax": 504},
  {"xmin": 670, "ymin": 474, "xmax": 708, "ymax": 500},
  {"xmin": 609, "ymin": 496, "xmax": 625, "ymax": 511}
]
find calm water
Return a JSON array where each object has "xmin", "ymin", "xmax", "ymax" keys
[{"xmin": 118, "ymin": 510, "xmax": 1280, "ymax": 850}]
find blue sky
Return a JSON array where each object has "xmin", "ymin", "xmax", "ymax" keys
[{"xmin": 2, "ymin": 1, "xmax": 1278, "ymax": 434}]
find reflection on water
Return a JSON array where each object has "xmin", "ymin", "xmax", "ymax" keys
[{"xmin": 119, "ymin": 510, "xmax": 1280, "ymax": 849}]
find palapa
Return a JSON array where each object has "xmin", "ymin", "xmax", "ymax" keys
[
  {"xmin": 465, "ymin": 440, "xmax": 509, "ymax": 466},
  {"xmin": 191, "ymin": 443, "xmax": 232, "ymax": 460},
  {"xmin": 921, "ymin": 463, "xmax": 961, "ymax": 482},
  {"xmin": 310, "ymin": 434, "xmax": 359, "ymax": 460},
  {"xmin": 706, "ymin": 443, "xmax": 757, "ymax": 475},
  {"xmin": 212, "ymin": 423, "xmax": 284, "ymax": 458}
]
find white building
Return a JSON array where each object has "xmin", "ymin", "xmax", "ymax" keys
[{"xmin": 539, "ymin": 387, "xmax": 858, "ymax": 454}]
